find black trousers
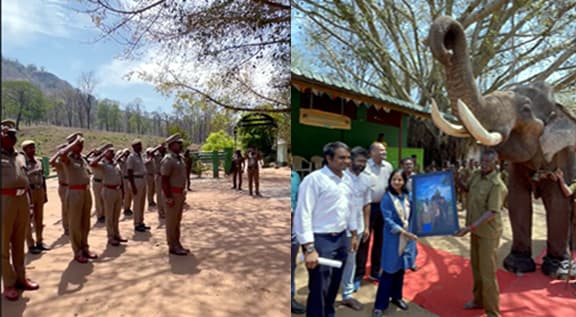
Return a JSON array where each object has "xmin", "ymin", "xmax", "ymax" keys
[
  {"xmin": 374, "ymin": 270, "xmax": 405, "ymax": 310},
  {"xmin": 369, "ymin": 202, "xmax": 384, "ymax": 277},
  {"xmin": 306, "ymin": 232, "xmax": 348, "ymax": 317}
]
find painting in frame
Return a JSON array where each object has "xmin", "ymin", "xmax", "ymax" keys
[{"xmin": 409, "ymin": 170, "xmax": 460, "ymax": 237}]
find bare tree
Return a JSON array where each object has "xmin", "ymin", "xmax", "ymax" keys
[{"xmin": 78, "ymin": 71, "xmax": 99, "ymax": 130}]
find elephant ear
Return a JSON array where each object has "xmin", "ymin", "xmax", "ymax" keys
[{"xmin": 539, "ymin": 103, "xmax": 576, "ymax": 162}]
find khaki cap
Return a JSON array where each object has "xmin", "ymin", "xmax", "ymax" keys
[
  {"xmin": 165, "ymin": 133, "xmax": 183, "ymax": 145},
  {"xmin": 131, "ymin": 139, "xmax": 142, "ymax": 146},
  {"xmin": 56, "ymin": 143, "xmax": 67, "ymax": 150},
  {"xmin": 1, "ymin": 119, "xmax": 17, "ymax": 132},
  {"xmin": 66, "ymin": 132, "xmax": 84, "ymax": 143},
  {"xmin": 21, "ymin": 140, "xmax": 35, "ymax": 149},
  {"xmin": 97, "ymin": 143, "xmax": 113, "ymax": 152}
]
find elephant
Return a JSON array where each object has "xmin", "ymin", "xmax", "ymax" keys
[{"xmin": 427, "ymin": 16, "xmax": 576, "ymax": 277}]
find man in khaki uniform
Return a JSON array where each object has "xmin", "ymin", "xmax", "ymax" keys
[
  {"xmin": 21, "ymin": 140, "xmax": 50, "ymax": 254},
  {"xmin": 245, "ymin": 146, "xmax": 262, "ymax": 197},
  {"xmin": 126, "ymin": 139, "xmax": 149, "ymax": 232},
  {"xmin": 144, "ymin": 148, "xmax": 156, "ymax": 208},
  {"xmin": 58, "ymin": 132, "xmax": 97, "ymax": 263},
  {"xmin": 118, "ymin": 148, "xmax": 133, "ymax": 216},
  {"xmin": 50, "ymin": 143, "xmax": 69, "ymax": 235},
  {"xmin": 456, "ymin": 149, "xmax": 507, "ymax": 317},
  {"xmin": 153, "ymin": 144, "xmax": 167, "ymax": 219},
  {"xmin": 161, "ymin": 134, "xmax": 189, "ymax": 256},
  {"xmin": 1, "ymin": 119, "xmax": 40, "ymax": 301},
  {"xmin": 90, "ymin": 145, "xmax": 128, "ymax": 246},
  {"xmin": 89, "ymin": 144, "xmax": 109, "ymax": 223}
]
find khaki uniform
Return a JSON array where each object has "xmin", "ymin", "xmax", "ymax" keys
[
  {"xmin": 62, "ymin": 153, "xmax": 92, "ymax": 256},
  {"xmin": 91, "ymin": 158, "xmax": 105, "ymax": 219},
  {"xmin": 23, "ymin": 154, "xmax": 47, "ymax": 248},
  {"xmin": 161, "ymin": 150, "xmax": 187, "ymax": 250},
  {"xmin": 1, "ymin": 149, "xmax": 31, "ymax": 287},
  {"xmin": 126, "ymin": 151, "xmax": 147, "ymax": 226},
  {"xmin": 460, "ymin": 167, "xmax": 472, "ymax": 207},
  {"xmin": 120, "ymin": 160, "xmax": 133, "ymax": 212},
  {"xmin": 246, "ymin": 152, "xmax": 260, "ymax": 195},
  {"xmin": 154, "ymin": 153, "xmax": 165, "ymax": 218},
  {"xmin": 54, "ymin": 158, "xmax": 69, "ymax": 232},
  {"xmin": 145, "ymin": 157, "xmax": 155, "ymax": 205},
  {"xmin": 93, "ymin": 160, "xmax": 124, "ymax": 240},
  {"xmin": 466, "ymin": 170, "xmax": 508, "ymax": 317}
]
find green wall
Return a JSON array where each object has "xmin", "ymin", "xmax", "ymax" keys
[{"xmin": 291, "ymin": 88, "xmax": 410, "ymax": 163}]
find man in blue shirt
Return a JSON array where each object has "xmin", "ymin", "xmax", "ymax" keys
[{"xmin": 291, "ymin": 170, "xmax": 305, "ymax": 314}]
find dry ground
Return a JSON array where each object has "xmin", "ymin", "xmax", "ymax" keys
[
  {"xmin": 2, "ymin": 167, "xmax": 290, "ymax": 317},
  {"xmin": 292, "ymin": 199, "xmax": 560, "ymax": 317}
]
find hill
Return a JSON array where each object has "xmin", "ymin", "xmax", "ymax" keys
[
  {"xmin": 17, "ymin": 125, "xmax": 169, "ymax": 157},
  {"xmin": 1, "ymin": 57, "xmax": 73, "ymax": 96}
]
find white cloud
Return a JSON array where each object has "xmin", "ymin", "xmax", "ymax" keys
[{"xmin": 1, "ymin": 0, "xmax": 92, "ymax": 47}]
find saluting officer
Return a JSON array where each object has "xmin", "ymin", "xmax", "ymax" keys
[
  {"xmin": 1, "ymin": 119, "xmax": 40, "ymax": 301},
  {"xmin": 144, "ymin": 147, "xmax": 157, "ymax": 208},
  {"xmin": 21, "ymin": 140, "xmax": 50, "ymax": 254},
  {"xmin": 90, "ymin": 145, "xmax": 128, "ymax": 246},
  {"xmin": 50, "ymin": 143, "xmax": 69, "ymax": 235},
  {"xmin": 89, "ymin": 144, "xmax": 109, "ymax": 223},
  {"xmin": 126, "ymin": 139, "xmax": 149, "ymax": 232},
  {"xmin": 161, "ymin": 134, "xmax": 189, "ymax": 256},
  {"xmin": 119, "ymin": 148, "xmax": 133, "ymax": 216},
  {"xmin": 57, "ymin": 132, "xmax": 98, "ymax": 263}
]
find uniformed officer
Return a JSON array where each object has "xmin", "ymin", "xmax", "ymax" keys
[
  {"xmin": 245, "ymin": 146, "xmax": 262, "ymax": 197},
  {"xmin": 57, "ymin": 132, "xmax": 98, "ymax": 263},
  {"xmin": 90, "ymin": 145, "xmax": 128, "ymax": 246},
  {"xmin": 1, "ymin": 119, "xmax": 40, "ymax": 301},
  {"xmin": 161, "ymin": 134, "xmax": 189, "ymax": 256},
  {"xmin": 126, "ymin": 139, "xmax": 149, "ymax": 232},
  {"xmin": 21, "ymin": 140, "xmax": 50, "ymax": 254},
  {"xmin": 50, "ymin": 143, "xmax": 70, "ymax": 235},
  {"xmin": 153, "ymin": 143, "xmax": 167, "ymax": 219},
  {"xmin": 118, "ymin": 148, "xmax": 133, "ymax": 216},
  {"xmin": 456, "ymin": 149, "xmax": 508, "ymax": 317},
  {"xmin": 89, "ymin": 144, "xmax": 109, "ymax": 223},
  {"xmin": 144, "ymin": 147, "xmax": 157, "ymax": 208}
]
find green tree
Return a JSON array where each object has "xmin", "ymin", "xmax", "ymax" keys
[
  {"xmin": 201, "ymin": 130, "xmax": 234, "ymax": 152},
  {"xmin": 1, "ymin": 81, "xmax": 46, "ymax": 128}
]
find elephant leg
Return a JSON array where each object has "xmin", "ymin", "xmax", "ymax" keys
[
  {"xmin": 539, "ymin": 177, "xmax": 571, "ymax": 278},
  {"xmin": 503, "ymin": 163, "xmax": 536, "ymax": 273}
]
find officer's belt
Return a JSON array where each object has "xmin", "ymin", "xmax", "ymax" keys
[
  {"xmin": 123, "ymin": 175, "xmax": 144, "ymax": 179},
  {"xmin": 1, "ymin": 188, "xmax": 27, "ymax": 196},
  {"xmin": 93, "ymin": 178, "xmax": 102, "ymax": 183},
  {"xmin": 29, "ymin": 184, "xmax": 43, "ymax": 190}
]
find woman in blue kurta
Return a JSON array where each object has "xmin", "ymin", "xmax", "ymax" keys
[{"xmin": 373, "ymin": 169, "xmax": 418, "ymax": 317}]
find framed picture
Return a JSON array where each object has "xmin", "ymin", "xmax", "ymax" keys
[{"xmin": 409, "ymin": 170, "xmax": 460, "ymax": 237}]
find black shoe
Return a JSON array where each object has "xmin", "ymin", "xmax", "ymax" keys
[
  {"xmin": 97, "ymin": 216, "xmax": 105, "ymax": 223},
  {"xmin": 149, "ymin": 202, "xmax": 157, "ymax": 207},
  {"xmin": 28, "ymin": 246, "xmax": 42, "ymax": 254},
  {"xmin": 36, "ymin": 242, "xmax": 51, "ymax": 251},
  {"xmin": 134, "ymin": 225, "xmax": 147, "ymax": 232},
  {"xmin": 141, "ymin": 223, "xmax": 151, "ymax": 230},
  {"xmin": 124, "ymin": 209, "xmax": 133, "ymax": 216},
  {"xmin": 64, "ymin": 228, "xmax": 69, "ymax": 236},
  {"xmin": 391, "ymin": 299, "xmax": 408, "ymax": 311},
  {"xmin": 291, "ymin": 299, "xmax": 305, "ymax": 314}
]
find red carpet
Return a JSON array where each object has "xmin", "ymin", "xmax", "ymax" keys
[{"xmin": 366, "ymin": 243, "xmax": 576, "ymax": 316}]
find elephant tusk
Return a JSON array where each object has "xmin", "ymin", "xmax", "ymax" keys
[
  {"xmin": 457, "ymin": 99, "xmax": 503, "ymax": 146},
  {"xmin": 431, "ymin": 99, "xmax": 470, "ymax": 138}
]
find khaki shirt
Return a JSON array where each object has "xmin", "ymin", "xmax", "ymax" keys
[
  {"xmin": 160, "ymin": 151, "xmax": 186, "ymax": 188},
  {"xmin": 53, "ymin": 158, "xmax": 68, "ymax": 184},
  {"xmin": 126, "ymin": 151, "xmax": 146, "ymax": 176},
  {"xmin": 144, "ymin": 157, "xmax": 155, "ymax": 175},
  {"xmin": 466, "ymin": 170, "xmax": 508, "ymax": 239},
  {"xmin": 1, "ymin": 149, "xmax": 29, "ymax": 189},
  {"xmin": 23, "ymin": 154, "xmax": 45, "ymax": 187},
  {"xmin": 90, "ymin": 157, "xmax": 105, "ymax": 181},
  {"xmin": 63, "ymin": 153, "xmax": 91, "ymax": 186},
  {"xmin": 500, "ymin": 170, "xmax": 509, "ymax": 187},
  {"xmin": 93, "ymin": 160, "xmax": 123, "ymax": 186},
  {"xmin": 153, "ymin": 154, "xmax": 163, "ymax": 175}
]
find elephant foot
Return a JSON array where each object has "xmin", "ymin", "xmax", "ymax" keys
[
  {"xmin": 542, "ymin": 256, "xmax": 576, "ymax": 279},
  {"xmin": 503, "ymin": 253, "xmax": 536, "ymax": 273}
]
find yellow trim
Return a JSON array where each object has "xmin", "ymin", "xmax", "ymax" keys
[{"xmin": 299, "ymin": 109, "xmax": 351, "ymax": 130}]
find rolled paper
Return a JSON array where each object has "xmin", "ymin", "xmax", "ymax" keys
[{"xmin": 298, "ymin": 255, "xmax": 343, "ymax": 268}]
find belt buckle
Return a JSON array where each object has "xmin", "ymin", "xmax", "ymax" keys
[{"xmin": 16, "ymin": 189, "xmax": 26, "ymax": 196}]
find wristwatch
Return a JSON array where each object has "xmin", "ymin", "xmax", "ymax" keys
[{"xmin": 303, "ymin": 244, "xmax": 316, "ymax": 254}]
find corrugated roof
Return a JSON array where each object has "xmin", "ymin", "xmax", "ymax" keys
[{"xmin": 292, "ymin": 66, "xmax": 430, "ymax": 117}]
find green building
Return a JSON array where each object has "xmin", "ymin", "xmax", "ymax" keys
[{"xmin": 291, "ymin": 67, "xmax": 430, "ymax": 172}]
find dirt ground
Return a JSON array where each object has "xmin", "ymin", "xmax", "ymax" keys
[
  {"xmin": 2, "ymin": 167, "xmax": 290, "ymax": 317},
  {"xmin": 292, "ymin": 200, "xmax": 556, "ymax": 317}
]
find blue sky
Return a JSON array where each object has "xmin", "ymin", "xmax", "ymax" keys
[{"xmin": 1, "ymin": 0, "xmax": 173, "ymax": 114}]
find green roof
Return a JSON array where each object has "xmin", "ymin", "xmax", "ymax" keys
[{"xmin": 291, "ymin": 66, "xmax": 430, "ymax": 117}]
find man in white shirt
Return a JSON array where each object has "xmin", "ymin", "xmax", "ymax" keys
[
  {"xmin": 357, "ymin": 142, "xmax": 393, "ymax": 280},
  {"xmin": 293, "ymin": 141, "xmax": 358, "ymax": 317},
  {"xmin": 340, "ymin": 146, "xmax": 372, "ymax": 311}
]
